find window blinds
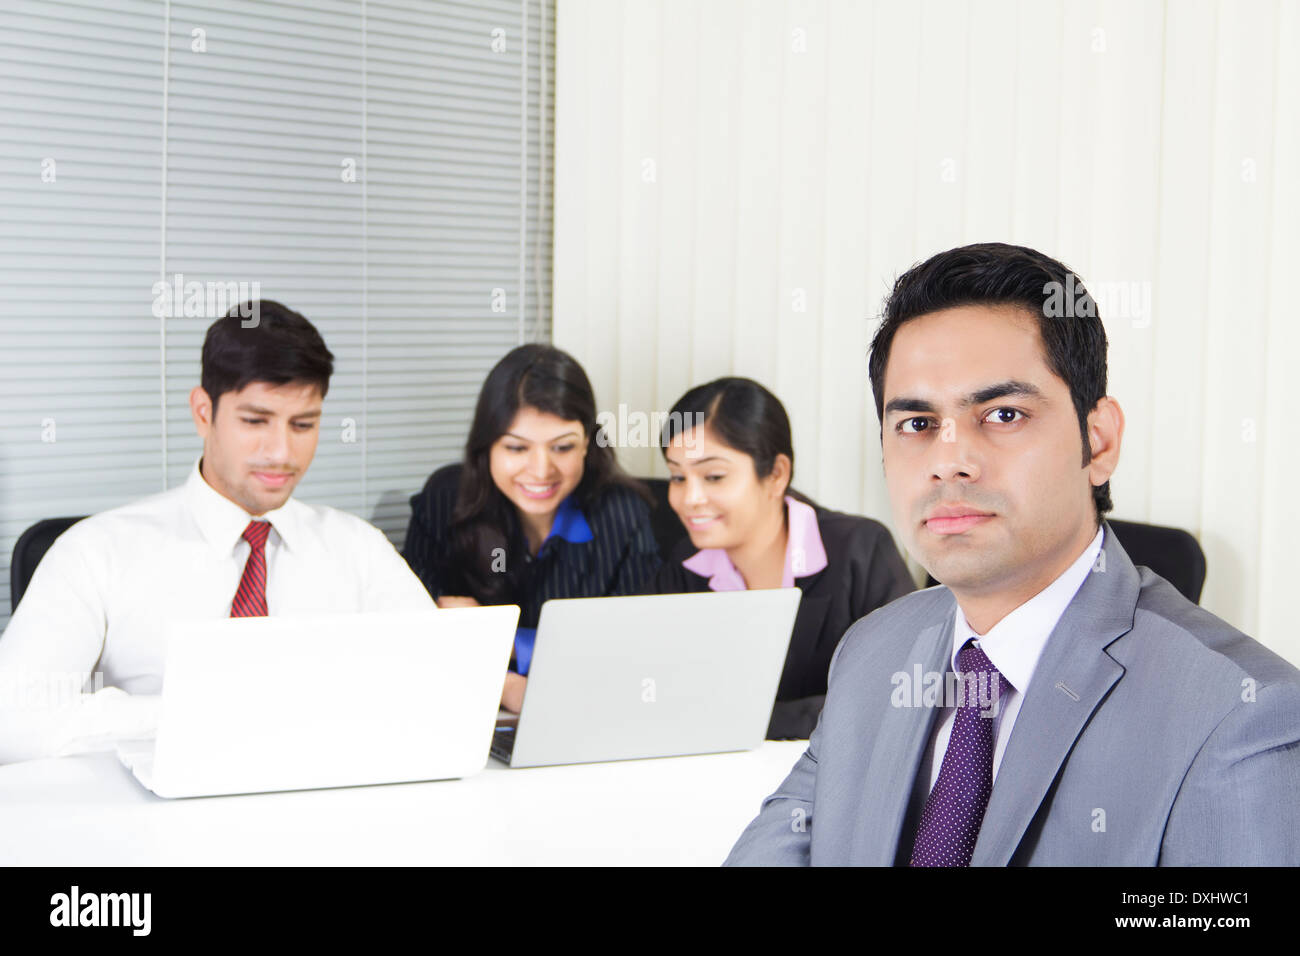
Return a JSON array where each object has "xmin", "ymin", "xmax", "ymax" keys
[{"xmin": 0, "ymin": 0, "xmax": 554, "ymax": 626}]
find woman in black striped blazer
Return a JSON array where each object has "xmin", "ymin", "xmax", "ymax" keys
[{"xmin": 403, "ymin": 345, "xmax": 660, "ymax": 711}]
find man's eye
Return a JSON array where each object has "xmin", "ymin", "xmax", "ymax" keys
[
  {"xmin": 293, "ymin": 422, "xmax": 317, "ymax": 431},
  {"xmin": 705, "ymin": 474, "xmax": 726, "ymax": 482},
  {"xmin": 896, "ymin": 417, "xmax": 931, "ymax": 434},
  {"xmin": 668, "ymin": 474, "xmax": 684, "ymax": 483},
  {"xmin": 242, "ymin": 418, "xmax": 265, "ymax": 425},
  {"xmin": 984, "ymin": 408, "xmax": 1024, "ymax": 424}
]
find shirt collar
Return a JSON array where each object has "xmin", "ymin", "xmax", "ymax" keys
[
  {"xmin": 681, "ymin": 495, "xmax": 829, "ymax": 591},
  {"xmin": 184, "ymin": 457, "xmax": 302, "ymax": 554},
  {"xmin": 783, "ymin": 496, "xmax": 829, "ymax": 584},
  {"xmin": 543, "ymin": 494, "xmax": 593, "ymax": 546},
  {"xmin": 950, "ymin": 524, "xmax": 1106, "ymax": 693}
]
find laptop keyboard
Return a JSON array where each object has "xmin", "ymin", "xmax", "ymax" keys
[{"xmin": 490, "ymin": 727, "xmax": 515, "ymax": 763}]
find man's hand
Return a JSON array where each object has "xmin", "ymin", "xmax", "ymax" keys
[
  {"xmin": 501, "ymin": 672, "xmax": 527, "ymax": 713},
  {"xmin": 436, "ymin": 595, "xmax": 480, "ymax": 609}
]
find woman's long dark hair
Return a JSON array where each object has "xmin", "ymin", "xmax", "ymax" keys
[
  {"xmin": 444, "ymin": 344, "xmax": 649, "ymax": 602},
  {"xmin": 660, "ymin": 377, "xmax": 811, "ymax": 505}
]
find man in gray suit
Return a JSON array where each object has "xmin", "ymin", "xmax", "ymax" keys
[{"xmin": 726, "ymin": 243, "xmax": 1300, "ymax": 866}]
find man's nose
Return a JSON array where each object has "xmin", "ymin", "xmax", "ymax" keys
[
  {"xmin": 261, "ymin": 422, "xmax": 292, "ymax": 463},
  {"xmin": 928, "ymin": 418, "xmax": 981, "ymax": 484}
]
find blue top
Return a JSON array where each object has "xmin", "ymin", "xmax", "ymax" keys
[
  {"xmin": 402, "ymin": 463, "xmax": 662, "ymax": 675},
  {"xmin": 542, "ymin": 493, "xmax": 594, "ymax": 546},
  {"xmin": 512, "ymin": 494, "xmax": 594, "ymax": 672}
]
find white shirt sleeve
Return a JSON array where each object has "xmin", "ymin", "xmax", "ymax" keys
[
  {"xmin": 357, "ymin": 521, "xmax": 437, "ymax": 612},
  {"xmin": 0, "ymin": 529, "xmax": 160, "ymax": 764}
]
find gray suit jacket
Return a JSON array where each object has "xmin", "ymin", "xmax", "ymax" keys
[{"xmin": 725, "ymin": 521, "xmax": 1300, "ymax": 865}]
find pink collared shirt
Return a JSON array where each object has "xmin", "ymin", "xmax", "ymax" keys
[{"xmin": 681, "ymin": 496, "xmax": 829, "ymax": 590}]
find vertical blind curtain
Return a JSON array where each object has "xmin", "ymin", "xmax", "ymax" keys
[{"xmin": 0, "ymin": 0, "xmax": 554, "ymax": 629}]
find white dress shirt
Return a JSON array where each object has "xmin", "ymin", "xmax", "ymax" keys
[
  {"xmin": 0, "ymin": 458, "xmax": 435, "ymax": 763},
  {"xmin": 923, "ymin": 526, "xmax": 1105, "ymax": 790}
]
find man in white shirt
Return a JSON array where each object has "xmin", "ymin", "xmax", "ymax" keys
[
  {"xmin": 725, "ymin": 243, "xmax": 1300, "ymax": 866},
  {"xmin": 0, "ymin": 301, "xmax": 434, "ymax": 764}
]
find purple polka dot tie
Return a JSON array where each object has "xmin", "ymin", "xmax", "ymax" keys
[{"xmin": 909, "ymin": 640, "xmax": 1009, "ymax": 867}]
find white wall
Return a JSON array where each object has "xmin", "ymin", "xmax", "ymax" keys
[{"xmin": 551, "ymin": 0, "xmax": 1300, "ymax": 664}]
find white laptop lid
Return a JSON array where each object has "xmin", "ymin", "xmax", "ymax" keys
[
  {"xmin": 149, "ymin": 605, "xmax": 518, "ymax": 797},
  {"xmin": 507, "ymin": 589, "xmax": 800, "ymax": 767}
]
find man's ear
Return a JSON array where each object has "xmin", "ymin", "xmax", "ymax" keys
[
  {"xmin": 1086, "ymin": 396, "xmax": 1124, "ymax": 488},
  {"xmin": 190, "ymin": 386, "xmax": 214, "ymax": 437}
]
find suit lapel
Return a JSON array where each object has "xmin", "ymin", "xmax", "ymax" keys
[
  {"xmin": 970, "ymin": 523, "xmax": 1139, "ymax": 865},
  {"xmin": 850, "ymin": 609, "xmax": 954, "ymax": 865}
]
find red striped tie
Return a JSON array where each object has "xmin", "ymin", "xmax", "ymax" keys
[{"xmin": 230, "ymin": 520, "xmax": 272, "ymax": 617}]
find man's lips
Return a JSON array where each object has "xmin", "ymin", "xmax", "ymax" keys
[
  {"xmin": 924, "ymin": 506, "xmax": 994, "ymax": 535},
  {"xmin": 253, "ymin": 471, "xmax": 293, "ymax": 488},
  {"xmin": 926, "ymin": 514, "xmax": 993, "ymax": 535}
]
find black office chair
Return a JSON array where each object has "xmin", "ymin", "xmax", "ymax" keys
[
  {"xmin": 1105, "ymin": 518, "xmax": 1207, "ymax": 603},
  {"xmin": 10, "ymin": 516, "xmax": 87, "ymax": 613},
  {"xmin": 923, "ymin": 517, "xmax": 1207, "ymax": 605}
]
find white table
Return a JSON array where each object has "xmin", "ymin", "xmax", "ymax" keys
[{"xmin": 0, "ymin": 742, "xmax": 806, "ymax": 866}]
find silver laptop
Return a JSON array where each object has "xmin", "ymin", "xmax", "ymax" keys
[
  {"xmin": 118, "ymin": 606, "xmax": 518, "ymax": 798},
  {"xmin": 491, "ymin": 589, "xmax": 801, "ymax": 767}
]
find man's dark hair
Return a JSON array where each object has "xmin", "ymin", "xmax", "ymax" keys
[
  {"xmin": 867, "ymin": 242, "xmax": 1112, "ymax": 519},
  {"xmin": 201, "ymin": 300, "xmax": 334, "ymax": 415}
]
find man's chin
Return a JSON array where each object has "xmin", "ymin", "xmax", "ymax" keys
[
  {"xmin": 242, "ymin": 488, "xmax": 295, "ymax": 517},
  {"xmin": 921, "ymin": 552, "xmax": 1005, "ymax": 593}
]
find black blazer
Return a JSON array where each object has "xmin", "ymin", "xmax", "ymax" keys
[
  {"xmin": 402, "ymin": 463, "xmax": 662, "ymax": 630},
  {"xmin": 655, "ymin": 506, "xmax": 916, "ymax": 740}
]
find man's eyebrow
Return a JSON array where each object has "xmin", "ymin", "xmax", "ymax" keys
[
  {"xmin": 884, "ymin": 396, "xmax": 938, "ymax": 416},
  {"xmin": 884, "ymin": 380, "xmax": 1044, "ymax": 417},
  {"xmin": 234, "ymin": 404, "xmax": 321, "ymax": 418},
  {"xmin": 966, "ymin": 380, "xmax": 1044, "ymax": 406}
]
